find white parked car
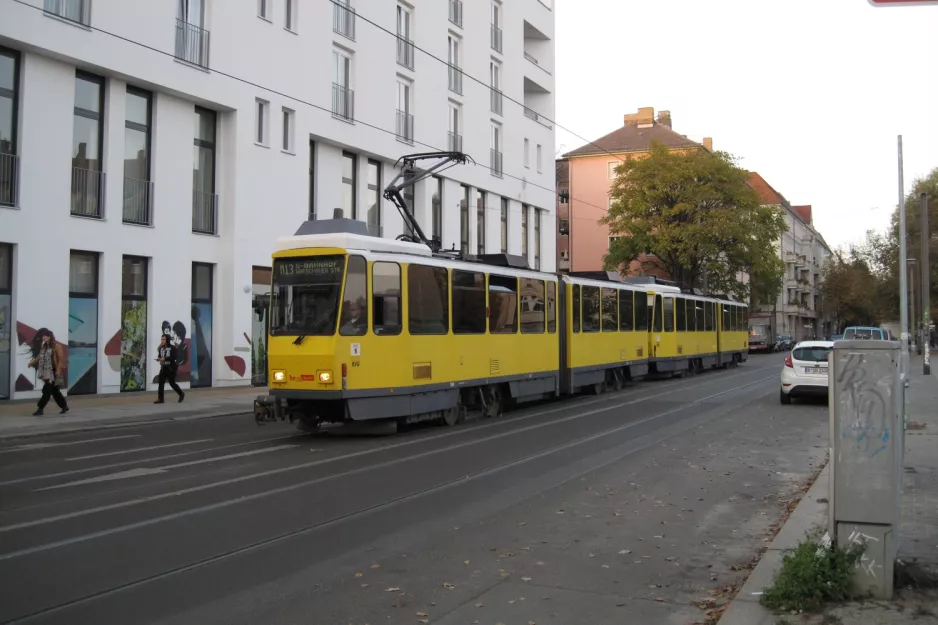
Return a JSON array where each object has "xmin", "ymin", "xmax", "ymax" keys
[{"xmin": 780, "ymin": 340, "xmax": 834, "ymax": 405}]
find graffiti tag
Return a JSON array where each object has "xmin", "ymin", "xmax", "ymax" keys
[{"xmin": 837, "ymin": 352, "xmax": 891, "ymax": 457}]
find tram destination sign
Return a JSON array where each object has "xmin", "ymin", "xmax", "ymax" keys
[{"xmin": 274, "ymin": 257, "xmax": 344, "ymax": 284}]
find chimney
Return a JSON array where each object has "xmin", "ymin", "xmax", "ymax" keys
[
  {"xmin": 656, "ymin": 110, "xmax": 672, "ymax": 129},
  {"xmin": 703, "ymin": 137, "xmax": 713, "ymax": 151},
  {"xmin": 624, "ymin": 107, "xmax": 655, "ymax": 128}
]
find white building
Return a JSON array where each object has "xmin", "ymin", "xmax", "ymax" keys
[{"xmin": 0, "ymin": 0, "xmax": 557, "ymax": 400}]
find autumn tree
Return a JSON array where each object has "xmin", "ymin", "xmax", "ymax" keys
[
  {"xmin": 602, "ymin": 142, "xmax": 786, "ymax": 301},
  {"xmin": 820, "ymin": 251, "xmax": 882, "ymax": 328}
]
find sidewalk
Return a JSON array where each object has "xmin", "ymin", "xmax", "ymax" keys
[
  {"xmin": 719, "ymin": 357, "xmax": 938, "ymax": 624},
  {"xmin": 0, "ymin": 385, "xmax": 266, "ymax": 439}
]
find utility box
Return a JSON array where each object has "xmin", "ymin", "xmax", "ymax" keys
[{"xmin": 829, "ymin": 339, "xmax": 902, "ymax": 599}]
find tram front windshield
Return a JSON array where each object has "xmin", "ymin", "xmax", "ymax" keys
[{"xmin": 270, "ymin": 255, "xmax": 345, "ymax": 336}]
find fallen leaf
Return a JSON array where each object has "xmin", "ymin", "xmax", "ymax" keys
[
  {"xmin": 556, "ymin": 510, "xmax": 565, "ymax": 515},
  {"xmin": 370, "ymin": 564, "xmax": 381, "ymax": 569},
  {"xmin": 522, "ymin": 577, "xmax": 532, "ymax": 582},
  {"xmin": 602, "ymin": 564, "xmax": 610, "ymax": 569},
  {"xmin": 385, "ymin": 587, "xmax": 401, "ymax": 592},
  {"xmin": 535, "ymin": 561, "xmax": 545, "ymax": 566},
  {"xmin": 354, "ymin": 572, "xmax": 363, "ymax": 578},
  {"xmin": 518, "ymin": 522, "xmax": 527, "ymax": 526},
  {"xmin": 618, "ymin": 549, "xmax": 632, "ymax": 555},
  {"xmin": 418, "ymin": 621, "xmax": 428, "ymax": 625},
  {"xmin": 443, "ymin": 583, "xmax": 455, "ymax": 589},
  {"xmin": 666, "ymin": 557, "xmax": 676, "ymax": 562},
  {"xmin": 475, "ymin": 603, "xmax": 483, "ymax": 608},
  {"xmin": 416, "ymin": 612, "xmax": 428, "ymax": 617},
  {"xmin": 464, "ymin": 560, "xmax": 470, "ymax": 565},
  {"xmin": 361, "ymin": 584, "xmax": 370, "ymax": 588},
  {"xmin": 509, "ymin": 600, "xmax": 516, "ymax": 604}
]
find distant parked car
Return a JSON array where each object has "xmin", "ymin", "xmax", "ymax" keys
[
  {"xmin": 842, "ymin": 326, "xmax": 888, "ymax": 340},
  {"xmin": 775, "ymin": 334, "xmax": 794, "ymax": 352},
  {"xmin": 780, "ymin": 340, "xmax": 834, "ymax": 405},
  {"xmin": 830, "ymin": 334, "xmax": 843, "ymax": 341}
]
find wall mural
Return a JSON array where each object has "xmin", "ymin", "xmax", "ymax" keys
[
  {"xmin": 190, "ymin": 303, "xmax": 213, "ymax": 387},
  {"xmin": 0, "ymin": 294, "xmax": 10, "ymax": 399},
  {"xmin": 120, "ymin": 300, "xmax": 147, "ymax": 392},
  {"xmin": 67, "ymin": 297, "xmax": 98, "ymax": 395},
  {"xmin": 151, "ymin": 320, "xmax": 191, "ymax": 384}
]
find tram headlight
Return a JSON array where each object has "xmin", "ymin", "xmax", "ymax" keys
[
  {"xmin": 318, "ymin": 370, "xmax": 333, "ymax": 384},
  {"xmin": 272, "ymin": 370, "xmax": 286, "ymax": 383}
]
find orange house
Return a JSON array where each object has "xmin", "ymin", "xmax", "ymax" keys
[{"xmin": 558, "ymin": 107, "xmax": 711, "ymax": 276}]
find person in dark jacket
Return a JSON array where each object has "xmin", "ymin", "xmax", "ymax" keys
[
  {"xmin": 28, "ymin": 328, "xmax": 69, "ymax": 416},
  {"xmin": 154, "ymin": 333, "xmax": 185, "ymax": 404}
]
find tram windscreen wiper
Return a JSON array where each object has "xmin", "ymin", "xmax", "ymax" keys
[{"xmin": 293, "ymin": 335, "xmax": 306, "ymax": 345}]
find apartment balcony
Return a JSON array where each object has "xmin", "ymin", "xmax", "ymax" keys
[
  {"xmin": 122, "ymin": 177, "xmax": 154, "ymax": 226},
  {"xmin": 396, "ymin": 109, "xmax": 414, "ymax": 145},
  {"xmin": 448, "ymin": 65, "xmax": 463, "ymax": 95},
  {"xmin": 0, "ymin": 153, "xmax": 18, "ymax": 207},
  {"xmin": 332, "ymin": 83, "xmax": 354, "ymax": 122},
  {"xmin": 43, "ymin": 0, "xmax": 91, "ymax": 26},
  {"xmin": 174, "ymin": 19, "xmax": 210, "ymax": 69},
  {"xmin": 396, "ymin": 36, "xmax": 414, "ymax": 70},
  {"xmin": 70, "ymin": 167, "xmax": 105, "ymax": 219},
  {"xmin": 490, "ymin": 89, "xmax": 503, "ymax": 116},
  {"xmin": 523, "ymin": 19, "xmax": 553, "ymax": 75},
  {"xmin": 333, "ymin": 1, "xmax": 356, "ymax": 41},
  {"xmin": 448, "ymin": 0, "xmax": 462, "ymax": 28},
  {"xmin": 447, "ymin": 131, "xmax": 463, "ymax": 152},
  {"xmin": 192, "ymin": 189, "xmax": 218, "ymax": 235},
  {"xmin": 490, "ymin": 149, "xmax": 503, "ymax": 178},
  {"xmin": 491, "ymin": 24, "xmax": 503, "ymax": 54}
]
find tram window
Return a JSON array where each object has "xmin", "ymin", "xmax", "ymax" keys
[
  {"xmin": 582, "ymin": 286, "xmax": 600, "ymax": 333},
  {"xmin": 653, "ymin": 294, "xmax": 663, "ymax": 333},
  {"xmin": 489, "ymin": 275, "xmax": 518, "ymax": 333},
  {"xmin": 634, "ymin": 293, "xmax": 648, "ymax": 331},
  {"xmin": 408, "ymin": 265, "xmax": 449, "ymax": 335},
  {"xmin": 372, "ymin": 262, "xmax": 402, "ymax": 335},
  {"xmin": 663, "ymin": 297, "xmax": 674, "ymax": 332},
  {"xmin": 547, "ymin": 282, "xmax": 557, "ymax": 333},
  {"xmin": 695, "ymin": 302, "xmax": 704, "ymax": 332},
  {"xmin": 452, "ymin": 270, "xmax": 486, "ymax": 334},
  {"xmin": 339, "ymin": 255, "xmax": 368, "ymax": 336},
  {"xmin": 686, "ymin": 300, "xmax": 696, "ymax": 332},
  {"xmin": 707, "ymin": 302, "xmax": 716, "ymax": 332},
  {"xmin": 572, "ymin": 284, "xmax": 581, "ymax": 333},
  {"xmin": 676, "ymin": 297, "xmax": 686, "ymax": 333},
  {"xmin": 741, "ymin": 306, "xmax": 746, "ymax": 331},
  {"xmin": 521, "ymin": 278, "xmax": 546, "ymax": 334},
  {"xmin": 601, "ymin": 288, "xmax": 618, "ymax": 332},
  {"xmin": 619, "ymin": 290, "xmax": 634, "ymax": 331},
  {"xmin": 734, "ymin": 305, "xmax": 741, "ymax": 332}
]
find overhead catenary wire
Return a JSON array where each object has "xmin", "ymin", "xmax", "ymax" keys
[{"xmin": 10, "ymin": 0, "xmax": 614, "ymax": 218}]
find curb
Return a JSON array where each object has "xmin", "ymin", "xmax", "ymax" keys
[
  {"xmin": 0, "ymin": 409, "xmax": 251, "ymax": 441},
  {"xmin": 717, "ymin": 462, "xmax": 831, "ymax": 625}
]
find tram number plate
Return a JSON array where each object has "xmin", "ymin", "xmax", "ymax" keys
[{"xmin": 804, "ymin": 366, "xmax": 826, "ymax": 375}]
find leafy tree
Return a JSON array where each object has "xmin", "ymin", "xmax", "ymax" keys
[
  {"xmin": 602, "ymin": 142, "xmax": 786, "ymax": 301},
  {"xmin": 820, "ymin": 251, "xmax": 882, "ymax": 328}
]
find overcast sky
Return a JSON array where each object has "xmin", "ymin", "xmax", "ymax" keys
[{"xmin": 554, "ymin": 0, "xmax": 937, "ymax": 251}]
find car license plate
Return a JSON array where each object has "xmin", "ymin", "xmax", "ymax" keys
[{"xmin": 805, "ymin": 367, "xmax": 826, "ymax": 375}]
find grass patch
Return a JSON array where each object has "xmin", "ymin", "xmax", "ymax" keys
[{"xmin": 760, "ymin": 538, "xmax": 865, "ymax": 613}]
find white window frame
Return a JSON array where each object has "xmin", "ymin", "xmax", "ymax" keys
[
  {"xmin": 536, "ymin": 144, "xmax": 542, "ymax": 173},
  {"xmin": 491, "ymin": 123, "xmax": 501, "ymax": 153},
  {"xmin": 608, "ymin": 161, "xmax": 618, "ymax": 179},
  {"xmin": 448, "ymin": 35, "xmax": 460, "ymax": 69},
  {"xmin": 448, "ymin": 103, "xmax": 460, "ymax": 136},
  {"xmin": 255, "ymin": 98, "xmax": 269, "ymax": 147},
  {"xmin": 397, "ymin": 4, "xmax": 412, "ymax": 40},
  {"xmin": 281, "ymin": 107, "xmax": 295, "ymax": 153},
  {"xmin": 257, "ymin": 0, "xmax": 270, "ymax": 21},
  {"xmin": 524, "ymin": 138, "xmax": 530, "ymax": 168},
  {"xmin": 397, "ymin": 79, "xmax": 411, "ymax": 115},
  {"xmin": 333, "ymin": 49, "xmax": 352, "ymax": 88},
  {"xmin": 490, "ymin": 60, "xmax": 500, "ymax": 91}
]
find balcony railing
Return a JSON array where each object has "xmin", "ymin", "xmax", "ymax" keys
[
  {"xmin": 447, "ymin": 131, "xmax": 463, "ymax": 152},
  {"xmin": 122, "ymin": 177, "xmax": 154, "ymax": 226},
  {"xmin": 70, "ymin": 167, "xmax": 105, "ymax": 218},
  {"xmin": 396, "ymin": 109, "xmax": 414, "ymax": 145},
  {"xmin": 333, "ymin": 1, "xmax": 356, "ymax": 40},
  {"xmin": 491, "ymin": 24, "xmax": 503, "ymax": 53},
  {"xmin": 396, "ymin": 36, "xmax": 414, "ymax": 70},
  {"xmin": 0, "ymin": 153, "xmax": 18, "ymax": 207},
  {"xmin": 43, "ymin": 0, "xmax": 91, "ymax": 26},
  {"xmin": 524, "ymin": 107, "xmax": 538, "ymax": 121},
  {"xmin": 192, "ymin": 189, "xmax": 218, "ymax": 234},
  {"xmin": 490, "ymin": 89, "xmax": 503, "ymax": 116},
  {"xmin": 490, "ymin": 149, "xmax": 503, "ymax": 178},
  {"xmin": 332, "ymin": 83, "xmax": 354, "ymax": 121},
  {"xmin": 175, "ymin": 19, "xmax": 210, "ymax": 68},
  {"xmin": 448, "ymin": 65, "xmax": 463, "ymax": 95},
  {"xmin": 524, "ymin": 51, "xmax": 539, "ymax": 66},
  {"xmin": 448, "ymin": 0, "xmax": 463, "ymax": 27}
]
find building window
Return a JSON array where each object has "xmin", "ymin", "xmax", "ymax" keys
[
  {"xmin": 408, "ymin": 265, "xmax": 449, "ymax": 335},
  {"xmin": 190, "ymin": 262, "xmax": 214, "ymax": 388},
  {"xmin": 175, "ymin": 0, "xmax": 209, "ymax": 68},
  {"xmin": 308, "ymin": 140, "xmax": 315, "ymax": 220},
  {"xmin": 521, "ymin": 205, "xmax": 528, "ymax": 258},
  {"xmin": 123, "ymin": 86, "xmax": 152, "ymax": 226},
  {"xmin": 67, "ymin": 251, "xmax": 99, "ymax": 395},
  {"xmin": 366, "ymin": 159, "xmax": 381, "ymax": 233},
  {"xmin": 536, "ymin": 144, "xmax": 542, "ymax": 173},
  {"xmin": 333, "ymin": 0, "xmax": 355, "ymax": 40},
  {"xmin": 533, "ymin": 208, "xmax": 541, "ymax": 270},
  {"xmin": 476, "ymin": 190, "xmax": 486, "ymax": 255},
  {"xmin": 489, "ymin": 61, "xmax": 502, "ymax": 115},
  {"xmin": 373, "ymin": 262, "xmax": 402, "ymax": 335},
  {"xmin": 447, "ymin": 35, "xmax": 462, "ymax": 94},
  {"xmin": 255, "ymin": 98, "xmax": 269, "ymax": 146},
  {"xmin": 258, "ymin": 0, "xmax": 269, "ymax": 20},
  {"xmin": 452, "ymin": 270, "xmax": 486, "ymax": 334},
  {"xmin": 489, "ymin": 275, "xmax": 518, "ymax": 334},
  {"xmin": 608, "ymin": 161, "xmax": 618, "ymax": 179},
  {"xmin": 524, "ymin": 138, "xmax": 529, "ymax": 168},
  {"xmin": 520, "ymin": 278, "xmax": 545, "ymax": 334},
  {"xmin": 490, "ymin": 2, "xmax": 503, "ymax": 53},
  {"xmin": 285, "ymin": 0, "xmax": 295, "ymax": 30},
  {"xmin": 341, "ymin": 151, "xmax": 357, "ymax": 219},
  {"xmin": 332, "ymin": 49, "xmax": 353, "ymax": 121},
  {"xmin": 396, "ymin": 79, "xmax": 413, "ymax": 145},
  {"xmin": 490, "ymin": 123, "xmax": 502, "ymax": 177},
  {"xmin": 340, "ymin": 255, "xmax": 367, "ymax": 336},
  {"xmin": 0, "ymin": 47, "xmax": 20, "ymax": 208},
  {"xmin": 192, "ymin": 106, "xmax": 217, "ymax": 234},
  {"xmin": 448, "ymin": 103, "xmax": 462, "ymax": 151},
  {"xmin": 396, "ymin": 4, "xmax": 414, "ymax": 70},
  {"xmin": 282, "ymin": 107, "xmax": 294, "ymax": 153},
  {"xmin": 431, "ymin": 175, "xmax": 443, "ymax": 243},
  {"xmin": 500, "ymin": 197, "xmax": 508, "ymax": 253},
  {"xmin": 71, "ymin": 71, "xmax": 105, "ymax": 218},
  {"xmin": 460, "ymin": 184, "xmax": 470, "ymax": 254},
  {"xmin": 120, "ymin": 255, "xmax": 148, "ymax": 392}
]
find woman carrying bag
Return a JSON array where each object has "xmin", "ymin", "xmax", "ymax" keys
[
  {"xmin": 155, "ymin": 333, "xmax": 185, "ymax": 404},
  {"xmin": 28, "ymin": 328, "xmax": 69, "ymax": 416}
]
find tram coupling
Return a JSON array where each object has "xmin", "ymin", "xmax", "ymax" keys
[{"xmin": 253, "ymin": 395, "xmax": 284, "ymax": 425}]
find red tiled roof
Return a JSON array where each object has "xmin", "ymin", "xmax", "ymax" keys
[
  {"xmin": 562, "ymin": 123, "xmax": 702, "ymax": 158},
  {"xmin": 746, "ymin": 172, "xmax": 787, "ymax": 206},
  {"xmin": 793, "ymin": 205, "xmax": 812, "ymax": 225}
]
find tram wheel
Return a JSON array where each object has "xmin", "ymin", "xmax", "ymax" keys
[
  {"xmin": 483, "ymin": 386, "xmax": 504, "ymax": 418},
  {"xmin": 441, "ymin": 407, "xmax": 459, "ymax": 427}
]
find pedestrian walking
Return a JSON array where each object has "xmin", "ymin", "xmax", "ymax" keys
[
  {"xmin": 154, "ymin": 333, "xmax": 185, "ymax": 404},
  {"xmin": 28, "ymin": 328, "xmax": 69, "ymax": 416}
]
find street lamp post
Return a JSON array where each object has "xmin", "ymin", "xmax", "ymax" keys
[{"xmin": 898, "ymin": 137, "xmax": 910, "ymax": 382}]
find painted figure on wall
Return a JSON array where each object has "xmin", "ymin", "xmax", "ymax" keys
[
  {"xmin": 190, "ymin": 304, "xmax": 213, "ymax": 387},
  {"xmin": 120, "ymin": 300, "xmax": 147, "ymax": 391}
]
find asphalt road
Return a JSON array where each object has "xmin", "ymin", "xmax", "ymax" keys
[{"xmin": 0, "ymin": 354, "xmax": 830, "ymax": 625}]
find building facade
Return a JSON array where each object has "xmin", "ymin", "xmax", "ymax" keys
[
  {"xmin": 0, "ymin": 0, "xmax": 556, "ymax": 400},
  {"xmin": 746, "ymin": 173, "xmax": 833, "ymax": 341}
]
